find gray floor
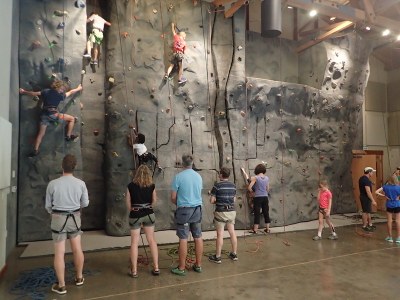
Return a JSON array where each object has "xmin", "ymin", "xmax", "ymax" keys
[{"xmin": 1, "ymin": 223, "xmax": 400, "ymax": 299}]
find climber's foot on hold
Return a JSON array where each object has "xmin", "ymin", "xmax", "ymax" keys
[{"xmin": 178, "ymin": 77, "xmax": 187, "ymax": 84}]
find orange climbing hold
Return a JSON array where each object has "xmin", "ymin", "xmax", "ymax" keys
[{"xmin": 121, "ymin": 32, "xmax": 129, "ymax": 38}]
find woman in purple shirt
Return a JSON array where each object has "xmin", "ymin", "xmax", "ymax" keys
[{"xmin": 248, "ymin": 164, "xmax": 270, "ymax": 234}]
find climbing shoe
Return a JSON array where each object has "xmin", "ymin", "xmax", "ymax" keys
[
  {"xmin": 51, "ymin": 283, "xmax": 67, "ymax": 295},
  {"xmin": 91, "ymin": 60, "xmax": 98, "ymax": 65},
  {"xmin": 66, "ymin": 134, "xmax": 79, "ymax": 142},
  {"xmin": 28, "ymin": 149, "xmax": 39, "ymax": 157},
  {"xmin": 178, "ymin": 77, "xmax": 187, "ymax": 84},
  {"xmin": 208, "ymin": 254, "xmax": 222, "ymax": 264},
  {"xmin": 171, "ymin": 267, "xmax": 186, "ymax": 276}
]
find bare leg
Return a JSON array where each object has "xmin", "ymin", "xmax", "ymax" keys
[
  {"xmin": 324, "ymin": 215, "xmax": 336, "ymax": 233},
  {"xmin": 53, "ymin": 240, "xmax": 66, "ymax": 287},
  {"xmin": 362, "ymin": 212, "xmax": 368, "ymax": 227},
  {"xmin": 34, "ymin": 124, "xmax": 48, "ymax": 151},
  {"xmin": 194, "ymin": 237, "xmax": 203, "ymax": 267},
  {"xmin": 86, "ymin": 40, "xmax": 92, "ymax": 56},
  {"xmin": 178, "ymin": 61, "xmax": 183, "ymax": 80},
  {"xmin": 317, "ymin": 212, "xmax": 324, "ymax": 236},
  {"xmin": 143, "ymin": 226, "xmax": 159, "ymax": 270},
  {"xmin": 387, "ymin": 212, "xmax": 393, "ymax": 238},
  {"xmin": 70, "ymin": 235, "xmax": 84, "ymax": 279},
  {"xmin": 93, "ymin": 44, "xmax": 99, "ymax": 61},
  {"xmin": 395, "ymin": 213, "xmax": 400, "ymax": 239},
  {"xmin": 226, "ymin": 223, "xmax": 237, "ymax": 254},
  {"xmin": 166, "ymin": 63, "xmax": 174, "ymax": 76},
  {"xmin": 130, "ymin": 229, "xmax": 140, "ymax": 274},
  {"xmin": 215, "ymin": 225, "xmax": 224, "ymax": 257},
  {"xmin": 56, "ymin": 113, "xmax": 75, "ymax": 137},
  {"xmin": 178, "ymin": 239, "xmax": 188, "ymax": 270}
]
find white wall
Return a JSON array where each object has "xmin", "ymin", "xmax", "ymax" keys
[{"xmin": 0, "ymin": 0, "xmax": 13, "ymax": 272}]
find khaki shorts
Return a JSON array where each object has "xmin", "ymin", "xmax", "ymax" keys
[
  {"xmin": 51, "ymin": 213, "xmax": 82, "ymax": 242},
  {"xmin": 129, "ymin": 213, "xmax": 156, "ymax": 230},
  {"xmin": 213, "ymin": 211, "xmax": 236, "ymax": 229}
]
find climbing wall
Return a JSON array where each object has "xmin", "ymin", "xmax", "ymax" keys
[
  {"xmin": 17, "ymin": 0, "xmax": 372, "ymax": 241},
  {"xmin": 18, "ymin": 0, "xmax": 86, "ymax": 242}
]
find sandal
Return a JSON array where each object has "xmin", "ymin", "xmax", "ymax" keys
[
  {"xmin": 264, "ymin": 229, "xmax": 271, "ymax": 234},
  {"xmin": 248, "ymin": 229, "xmax": 257, "ymax": 234},
  {"xmin": 152, "ymin": 269, "xmax": 160, "ymax": 276}
]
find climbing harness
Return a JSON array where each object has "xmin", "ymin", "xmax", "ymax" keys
[{"xmin": 51, "ymin": 209, "xmax": 81, "ymax": 234}]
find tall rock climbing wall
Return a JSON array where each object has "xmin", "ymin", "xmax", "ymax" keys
[{"xmin": 17, "ymin": 0, "xmax": 372, "ymax": 241}]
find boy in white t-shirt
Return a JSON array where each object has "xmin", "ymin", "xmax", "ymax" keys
[
  {"xmin": 84, "ymin": 12, "xmax": 111, "ymax": 64},
  {"xmin": 133, "ymin": 133, "xmax": 161, "ymax": 170}
]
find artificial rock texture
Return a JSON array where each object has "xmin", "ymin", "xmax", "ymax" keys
[{"xmin": 17, "ymin": 0, "xmax": 372, "ymax": 241}]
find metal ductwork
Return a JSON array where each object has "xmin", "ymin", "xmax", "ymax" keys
[{"xmin": 261, "ymin": 0, "xmax": 282, "ymax": 38}]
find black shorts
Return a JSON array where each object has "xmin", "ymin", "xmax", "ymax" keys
[
  {"xmin": 387, "ymin": 207, "xmax": 400, "ymax": 213},
  {"xmin": 360, "ymin": 195, "xmax": 372, "ymax": 213}
]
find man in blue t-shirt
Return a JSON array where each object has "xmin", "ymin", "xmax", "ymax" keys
[
  {"xmin": 359, "ymin": 167, "xmax": 378, "ymax": 232},
  {"xmin": 170, "ymin": 154, "xmax": 203, "ymax": 276},
  {"xmin": 20, "ymin": 80, "xmax": 82, "ymax": 157}
]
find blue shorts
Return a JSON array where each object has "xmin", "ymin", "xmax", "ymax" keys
[{"xmin": 175, "ymin": 206, "xmax": 202, "ymax": 239}]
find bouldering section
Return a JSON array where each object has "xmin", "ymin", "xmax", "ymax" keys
[{"xmin": 18, "ymin": 0, "xmax": 86, "ymax": 242}]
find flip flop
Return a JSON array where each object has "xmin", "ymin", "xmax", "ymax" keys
[
  {"xmin": 128, "ymin": 270, "xmax": 138, "ymax": 278},
  {"xmin": 152, "ymin": 269, "xmax": 160, "ymax": 276},
  {"xmin": 248, "ymin": 230, "xmax": 257, "ymax": 234}
]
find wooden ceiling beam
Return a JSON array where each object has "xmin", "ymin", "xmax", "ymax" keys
[
  {"xmin": 361, "ymin": 0, "xmax": 376, "ymax": 23},
  {"xmin": 212, "ymin": 0, "xmax": 235, "ymax": 6},
  {"xmin": 286, "ymin": 0, "xmax": 400, "ymax": 33},
  {"xmin": 296, "ymin": 20, "xmax": 354, "ymax": 53},
  {"xmin": 224, "ymin": 0, "xmax": 245, "ymax": 18},
  {"xmin": 299, "ymin": 21, "xmax": 347, "ymax": 37}
]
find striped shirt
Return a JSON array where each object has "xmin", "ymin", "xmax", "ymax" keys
[{"xmin": 210, "ymin": 180, "xmax": 236, "ymax": 212}]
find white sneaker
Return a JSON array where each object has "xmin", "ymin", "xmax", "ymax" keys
[{"xmin": 83, "ymin": 53, "xmax": 91, "ymax": 58}]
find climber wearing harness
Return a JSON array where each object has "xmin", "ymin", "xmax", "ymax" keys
[
  {"xmin": 126, "ymin": 164, "xmax": 160, "ymax": 277},
  {"xmin": 131, "ymin": 132, "xmax": 161, "ymax": 170},
  {"xmin": 84, "ymin": 11, "xmax": 111, "ymax": 65},
  {"xmin": 19, "ymin": 80, "xmax": 82, "ymax": 157},
  {"xmin": 164, "ymin": 22, "xmax": 187, "ymax": 84},
  {"xmin": 45, "ymin": 154, "xmax": 89, "ymax": 295}
]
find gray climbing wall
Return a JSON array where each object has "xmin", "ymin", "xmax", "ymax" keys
[
  {"xmin": 18, "ymin": 0, "xmax": 86, "ymax": 242},
  {"xmin": 17, "ymin": 0, "xmax": 372, "ymax": 241}
]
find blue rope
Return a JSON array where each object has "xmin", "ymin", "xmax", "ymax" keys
[{"xmin": 9, "ymin": 261, "xmax": 99, "ymax": 300}]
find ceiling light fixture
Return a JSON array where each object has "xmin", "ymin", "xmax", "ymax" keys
[
  {"xmin": 330, "ymin": 17, "xmax": 336, "ymax": 21},
  {"xmin": 397, "ymin": 35, "xmax": 400, "ymax": 41},
  {"xmin": 309, "ymin": 10, "xmax": 318, "ymax": 17},
  {"xmin": 382, "ymin": 29, "xmax": 390, "ymax": 36},
  {"xmin": 365, "ymin": 26, "xmax": 371, "ymax": 31},
  {"xmin": 287, "ymin": 6, "xmax": 293, "ymax": 9}
]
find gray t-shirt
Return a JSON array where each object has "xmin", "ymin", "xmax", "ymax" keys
[{"xmin": 45, "ymin": 175, "xmax": 89, "ymax": 213}]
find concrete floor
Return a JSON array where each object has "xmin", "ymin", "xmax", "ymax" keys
[{"xmin": 1, "ymin": 223, "xmax": 400, "ymax": 299}]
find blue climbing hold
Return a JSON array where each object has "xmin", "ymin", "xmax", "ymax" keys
[
  {"xmin": 57, "ymin": 22, "xmax": 65, "ymax": 29},
  {"xmin": 75, "ymin": 0, "xmax": 86, "ymax": 8}
]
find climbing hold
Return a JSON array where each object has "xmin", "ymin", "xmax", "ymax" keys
[
  {"xmin": 112, "ymin": 151, "xmax": 119, "ymax": 157},
  {"xmin": 93, "ymin": 129, "xmax": 99, "ymax": 136},
  {"xmin": 128, "ymin": 109, "xmax": 134, "ymax": 115},
  {"xmin": 166, "ymin": 108, "xmax": 171, "ymax": 113},
  {"xmin": 238, "ymin": 57, "xmax": 242, "ymax": 62},
  {"xmin": 188, "ymin": 105, "xmax": 193, "ymax": 110},
  {"xmin": 153, "ymin": 9, "xmax": 158, "ymax": 14},
  {"xmin": 74, "ymin": 0, "xmax": 86, "ymax": 8},
  {"xmin": 208, "ymin": 144, "xmax": 212, "ymax": 149},
  {"xmin": 90, "ymin": 79, "xmax": 95, "ymax": 84},
  {"xmin": 240, "ymin": 111, "xmax": 246, "ymax": 117},
  {"xmin": 54, "ymin": 10, "xmax": 68, "ymax": 17},
  {"xmin": 218, "ymin": 111, "xmax": 225, "ymax": 117},
  {"xmin": 57, "ymin": 22, "xmax": 65, "ymax": 29},
  {"xmin": 121, "ymin": 32, "xmax": 129, "ymax": 38},
  {"xmin": 296, "ymin": 128, "xmax": 302, "ymax": 133},
  {"xmin": 168, "ymin": 4, "xmax": 174, "ymax": 11},
  {"xmin": 98, "ymin": 92, "xmax": 102, "ymax": 96},
  {"xmin": 44, "ymin": 57, "xmax": 52, "ymax": 63},
  {"xmin": 75, "ymin": 29, "xmax": 81, "ymax": 35},
  {"xmin": 30, "ymin": 40, "xmax": 41, "ymax": 51},
  {"xmin": 80, "ymin": 103, "xmax": 83, "ymax": 109},
  {"xmin": 81, "ymin": 70, "xmax": 85, "ymax": 75},
  {"xmin": 108, "ymin": 96, "xmax": 112, "ymax": 100},
  {"xmin": 200, "ymin": 115, "xmax": 205, "ymax": 121},
  {"xmin": 223, "ymin": 130, "xmax": 227, "ymax": 135},
  {"xmin": 32, "ymin": 96, "xmax": 39, "ymax": 102},
  {"xmin": 128, "ymin": 67, "xmax": 131, "ymax": 71},
  {"xmin": 237, "ymin": 45, "xmax": 243, "ymax": 51},
  {"xmin": 109, "ymin": 77, "xmax": 115, "ymax": 83},
  {"xmin": 226, "ymin": 156, "xmax": 231, "ymax": 162},
  {"xmin": 242, "ymin": 126, "xmax": 247, "ymax": 131},
  {"xmin": 81, "ymin": 122, "xmax": 84, "ymax": 126}
]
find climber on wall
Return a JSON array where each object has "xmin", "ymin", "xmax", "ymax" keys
[
  {"xmin": 84, "ymin": 11, "xmax": 111, "ymax": 65},
  {"xmin": 164, "ymin": 22, "xmax": 187, "ymax": 84},
  {"xmin": 19, "ymin": 80, "xmax": 83, "ymax": 157},
  {"xmin": 129, "ymin": 131, "xmax": 161, "ymax": 171}
]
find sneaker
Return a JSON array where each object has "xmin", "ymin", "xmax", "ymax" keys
[
  {"xmin": 178, "ymin": 77, "xmax": 187, "ymax": 84},
  {"xmin": 368, "ymin": 225, "xmax": 376, "ymax": 231},
  {"xmin": 171, "ymin": 267, "xmax": 186, "ymax": 276},
  {"xmin": 51, "ymin": 283, "xmax": 67, "ymax": 295},
  {"xmin": 395, "ymin": 238, "xmax": 400, "ymax": 244},
  {"xmin": 208, "ymin": 255, "xmax": 222, "ymax": 264},
  {"xmin": 362, "ymin": 226, "xmax": 373, "ymax": 232},
  {"xmin": 312, "ymin": 235, "xmax": 322, "ymax": 241},
  {"xmin": 65, "ymin": 134, "xmax": 79, "ymax": 142},
  {"xmin": 83, "ymin": 53, "xmax": 91, "ymax": 58},
  {"xmin": 328, "ymin": 234, "xmax": 338, "ymax": 240},
  {"xmin": 91, "ymin": 60, "xmax": 98, "ymax": 65},
  {"xmin": 28, "ymin": 149, "xmax": 39, "ymax": 157},
  {"xmin": 192, "ymin": 264, "xmax": 202, "ymax": 273},
  {"xmin": 385, "ymin": 237, "xmax": 394, "ymax": 243},
  {"xmin": 75, "ymin": 277, "xmax": 84, "ymax": 286},
  {"xmin": 163, "ymin": 74, "xmax": 169, "ymax": 80},
  {"xmin": 228, "ymin": 252, "xmax": 238, "ymax": 261}
]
